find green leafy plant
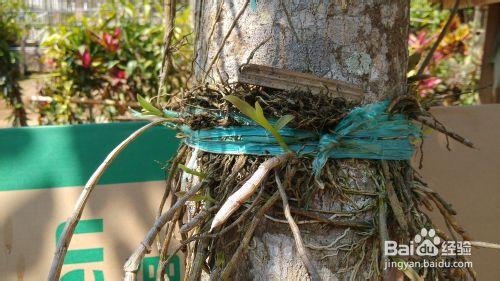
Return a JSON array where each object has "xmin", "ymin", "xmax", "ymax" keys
[
  {"xmin": 0, "ymin": 0, "xmax": 28, "ymax": 126},
  {"xmin": 137, "ymin": 95, "xmax": 164, "ymax": 117},
  {"xmin": 409, "ymin": 0, "xmax": 481, "ymax": 106},
  {"xmin": 37, "ymin": 0, "xmax": 192, "ymax": 124},
  {"xmin": 223, "ymin": 95, "xmax": 294, "ymax": 152},
  {"xmin": 178, "ymin": 164, "xmax": 207, "ymax": 179}
]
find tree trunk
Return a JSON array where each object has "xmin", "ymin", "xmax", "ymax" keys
[
  {"xmin": 191, "ymin": 1, "xmax": 409, "ymax": 280},
  {"xmin": 195, "ymin": 0, "xmax": 408, "ymax": 98}
]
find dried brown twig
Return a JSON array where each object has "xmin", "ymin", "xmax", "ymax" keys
[
  {"xmin": 48, "ymin": 119, "xmax": 167, "ymax": 281},
  {"xmin": 376, "ymin": 170, "xmax": 389, "ymax": 277},
  {"xmin": 156, "ymin": 0, "xmax": 177, "ymax": 105},
  {"xmin": 381, "ymin": 161, "xmax": 409, "ymax": 234},
  {"xmin": 123, "ymin": 177, "xmax": 211, "ymax": 280},
  {"xmin": 416, "ymin": 0, "xmax": 459, "ymax": 77},
  {"xmin": 414, "ymin": 115, "xmax": 475, "ymax": 148},
  {"xmin": 470, "ymin": 241, "xmax": 500, "ymax": 250},
  {"xmin": 275, "ymin": 172, "xmax": 320, "ymax": 281},
  {"xmin": 220, "ymin": 191, "xmax": 280, "ymax": 280}
]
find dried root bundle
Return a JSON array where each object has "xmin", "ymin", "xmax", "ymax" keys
[
  {"xmin": 49, "ymin": 86, "xmax": 481, "ymax": 281},
  {"xmin": 138, "ymin": 145, "xmax": 475, "ymax": 280}
]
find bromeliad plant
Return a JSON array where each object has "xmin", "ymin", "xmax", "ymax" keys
[{"xmin": 37, "ymin": 0, "xmax": 192, "ymax": 124}]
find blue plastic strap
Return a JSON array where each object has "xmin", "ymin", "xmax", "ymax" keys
[
  {"xmin": 179, "ymin": 100, "xmax": 420, "ymax": 175},
  {"xmin": 250, "ymin": 0, "xmax": 257, "ymax": 11}
]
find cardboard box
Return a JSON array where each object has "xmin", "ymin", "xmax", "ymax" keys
[
  {"xmin": 0, "ymin": 122, "xmax": 183, "ymax": 280},
  {"xmin": 414, "ymin": 104, "xmax": 500, "ymax": 281}
]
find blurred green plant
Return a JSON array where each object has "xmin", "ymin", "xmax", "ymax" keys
[
  {"xmin": 0, "ymin": 0, "xmax": 28, "ymax": 126},
  {"xmin": 408, "ymin": 0, "xmax": 482, "ymax": 106},
  {"xmin": 37, "ymin": 0, "xmax": 192, "ymax": 124}
]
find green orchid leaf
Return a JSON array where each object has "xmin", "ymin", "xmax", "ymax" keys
[
  {"xmin": 137, "ymin": 94, "xmax": 163, "ymax": 117},
  {"xmin": 274, "ymin": 115, "xmax": 294, "ymax": 130},
  {"xmin": 224, "ymin": 95, "xmax": 290, "ymax": 152},
  {"xmin": 255, "ymin": 101, "xmax": 264, "ymax": 119},
  {"xmin": 223, "ymin": 95, "xmax": 258, "ymax": 120},
  {"xmin": 178, "ymin": 164, "xmax": 207, "ymax": 179}
]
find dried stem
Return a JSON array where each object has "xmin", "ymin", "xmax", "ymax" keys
[
  {"xmin": 158, "ymin": 145, "xmax": 188, "ymax": 218},
  {"xmin": 48, "ymin": 119, "xmax": 167, "ymax": 281},
  {"xmin": 221, "ymin": 191, "xmax": 280, "ymax": 280},
  {"xmin": 416, "ymin": 0, "xmax": 459, "ymax": 76},
  {"xmin": 180, "ymin": 205, "xmax": 218, "ymax": 234},
  {"xmin": 123, "ymin": 178, "xmax": 210, "ymax": 280},
  {"xmin": 157, "ymin": 208, "xmax": 183, "ymax": 280},
  {"xmin": 414, "ymin": 115, "xmax": 475, "ymax": 148},
  {"xmin": 187, "ymin": 238, "xmax": 209, "ymax": 281},
  {"xmin": 156, "ymin": 145, "xmax": 187, "ymax": 253},
  {"xmin": 210, "ymin": 153, "xmax": 292, "ymax": 230},
  {"xmin": 288, "ymin": 208, "xmax": 371, "ymax": 229},
  {"xmin": 156, "ymin": 0, "xmax": 177, "ymax": 105},
  {"xmin": 275, "ymin": 172, "xmax": 320, "ymax": 281},
  {"xmin": 377, "ymin": 176, "xmax": 389, "ymax": 277},
  {"xmin": 381, "ymin": 161, "xmax": 409, "ymax": 234},
  {"xmin": 471, "ymin": 241, "xmax": 500, "ymax": 250}
]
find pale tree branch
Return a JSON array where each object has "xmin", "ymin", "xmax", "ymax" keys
[
  {"xmin": 210, "ymin": 153, "xmax": 292, "ymax": 231},
  {"xmin": 48, "ymin": 119, "xmax": 167, "ymax": 281},
  {"xmin": 123, "ymin": 178, "xmax": 209, "ymax": 280}
]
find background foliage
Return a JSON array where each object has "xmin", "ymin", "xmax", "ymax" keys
[
  {"xmin": 0, "ymin": 0, "xmax": 29, "ymax": 126},
  {"xmin": 0, "ymin": 0, "xmax": 485, "ymax": 126},
  {"xmin": 37, "ymin": 0, "xmax": 192, "ymax": 124},
  {"xmin": 409, "ymin": 0, "xmax": 482, "ymax": 106}
]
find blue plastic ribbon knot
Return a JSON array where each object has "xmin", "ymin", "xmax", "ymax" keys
[{"xmin": 170, "ymin": 100, "xmax": 420, "ymax": 175}]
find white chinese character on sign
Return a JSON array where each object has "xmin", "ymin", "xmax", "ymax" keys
[
  {"xmin": 457, "ymin": 241, "xmax": 472, "ymax": 256},
  {"xmin": 441, "ymin": 241, "xmax": 457, "ymax": 256}
]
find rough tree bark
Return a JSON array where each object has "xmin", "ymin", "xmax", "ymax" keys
[{"xmin": 192, "ymin": 0, "xmax": 409, "ymax": 279}]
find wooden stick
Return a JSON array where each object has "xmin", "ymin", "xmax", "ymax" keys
[
  {"xmin": 210, "ymin": 153, "xmax": 291, "ymax": 231},
  {"xmin": 123, "ymin": 178, "xmax": 209, "ymax": 280},
  {"xmin": 275, "ymin": 173, "xmax": 320, "ymax": 281},
  {"xmin": 238, "ymin": 64, "xmax": 363, "ymax": 100},
  {"xmin": 48, "ymin": 119, "xmax": 167, "ymax": 281}
]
